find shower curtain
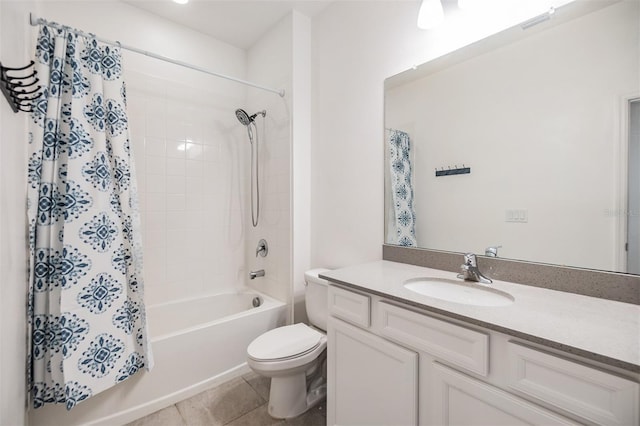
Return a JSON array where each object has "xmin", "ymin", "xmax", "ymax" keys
[
  {"xmin": 388, "ymin": 129, "xmax": 417, "ymax": 247},
  {"xmin": 27, "ymin": 23, "xmax": 152, "ymax": 410}
]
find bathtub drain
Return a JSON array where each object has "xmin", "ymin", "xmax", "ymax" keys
[{"xmin": 252, "ymin": 297, "xmax": 262, "ymax": 308}]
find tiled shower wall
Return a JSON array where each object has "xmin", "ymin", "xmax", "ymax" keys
[
  {"xmin": 244, "ymin": 93, "xmax": 291, "ymax": 303},
  {"xmin": 245, "ymin": 14, "xmax": 293, "ymax": 307},
  {"xmin": 125, "ymin": 70, "xmax": 248, "ymax": 306}
]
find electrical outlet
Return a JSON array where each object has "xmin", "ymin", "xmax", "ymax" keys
[{"xmin": 506, "ymin": 209, "xmax": 528, "ymax": 223}]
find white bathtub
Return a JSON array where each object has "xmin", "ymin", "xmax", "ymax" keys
[{"xmin": 28, "ymin": 291, "xmax": 287, "ymax": 426}]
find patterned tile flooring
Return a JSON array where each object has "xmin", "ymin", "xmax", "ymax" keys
[{"xmin": 127, "ymin": 372, "xmax": 326, "ymax": 426}]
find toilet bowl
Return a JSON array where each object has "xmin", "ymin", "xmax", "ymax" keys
[{"xmin": 246, "ymin": 269, "xmax": 329, "ymax": 419}]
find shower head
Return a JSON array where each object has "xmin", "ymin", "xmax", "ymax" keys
[
  {"xmin": 235, "ymin": 108, "xmax": 266, "ymax": 126},
  {"xmin": 235, "ymin": 109, "xmax": 253, "ymax": 126}
]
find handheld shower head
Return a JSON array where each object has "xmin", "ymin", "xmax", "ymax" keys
[
  {"xmin": 235, "ymin": 107, "xmax": 267, "ymax": 228},
  {"xmin": 235, "ymin": 108, "xmax": 266, "ymax": 126},
  {"xmin": 235, "ymin": 109, "xmax": 252, "ymax": 126}
]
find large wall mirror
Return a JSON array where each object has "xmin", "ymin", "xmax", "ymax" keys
[{"xmin": 384, "ymin": 0, "xmax": 639, "ymax": 274}]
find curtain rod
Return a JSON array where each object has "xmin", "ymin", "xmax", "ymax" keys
[{"xmin": 29, "ymin": 13, "xmax": 285, "ymax": 98}]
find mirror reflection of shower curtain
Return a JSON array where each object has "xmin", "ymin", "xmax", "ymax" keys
[{"xmin": 388, "ymin": 129, "xmax": 417, "ymax": 246}]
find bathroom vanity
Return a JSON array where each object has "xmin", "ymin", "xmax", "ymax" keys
[{"xmin": 321, "ymin": 261, "xmax": 640, "ymax": 426}]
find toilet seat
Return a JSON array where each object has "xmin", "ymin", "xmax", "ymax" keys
[{"xmin": 248, "ymin": 323, "xmax": 323, "ymax": 362}]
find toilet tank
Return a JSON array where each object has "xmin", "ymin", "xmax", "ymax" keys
[{"xmin": 304, "ymin": 268, "xmax": 330, "ymax": 331}]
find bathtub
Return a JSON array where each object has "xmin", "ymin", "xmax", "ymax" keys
[{"xmin": 28, "ymin": 291, "xmax": 287, "ymax": 426}]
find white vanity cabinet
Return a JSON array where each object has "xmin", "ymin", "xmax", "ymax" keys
[
  {"xmin": 327, "ymin": 318, "xmax": 419, "ymax": 425},
  {"xmin": 326, "ymin": 284, "xmax": 640, "ymax": 426},
  {"xmin": 327, "ymin": 285, "xmax": 419, "ymax": 425}
]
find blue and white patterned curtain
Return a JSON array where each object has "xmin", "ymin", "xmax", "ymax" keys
[
  {"xmin": 388, "ymin": 130, "xmax": 417, "ymax": 247},
  {"xmin": 27, "ymin": 23, "xmax": 153, "ymax": 410}
]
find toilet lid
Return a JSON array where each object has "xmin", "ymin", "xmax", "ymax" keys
[{"xmin": 248, "ymin": 323, "xmax": 323, "ymax": 361}]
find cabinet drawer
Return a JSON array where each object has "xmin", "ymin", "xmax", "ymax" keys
[
  {"xmin": 328, "ymin": 285, "xmax": 370, "ymax": 328},
  {"xmin": 507, "ymin": 342, "xmax": 639, "ymax": 426},
  {"xmin": 429, "ymin": 362, "xmax": 577, "ymax": 425},
  {"xmin": 379, "ymin": 302, "xmax": 489, "ymax": 376}
]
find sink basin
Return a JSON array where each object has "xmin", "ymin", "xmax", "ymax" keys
[{"xmin": 403, "ymin": 278, "xmax": 514, "ymax": 307}]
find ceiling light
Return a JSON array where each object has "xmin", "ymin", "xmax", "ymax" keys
[
  {"xmin": 417, "ymin": 0, "xmax": 445, "ymax": 30},
  {"xmin": 172, "ymin": 0, "xmax": 189, "ymax": 4}
]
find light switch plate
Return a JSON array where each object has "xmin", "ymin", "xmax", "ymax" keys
[{"xmin": 506, "ymin": 209, "xmax": 528, "ymax": 223}]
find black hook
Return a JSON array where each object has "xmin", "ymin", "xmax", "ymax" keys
[
  {"xmin": 1, "ymin": 60, "xmax": 35, "ymax": 72},
  {"xmin": 1, "ymin": 60, "xmax": 39, "ymax": 113}
]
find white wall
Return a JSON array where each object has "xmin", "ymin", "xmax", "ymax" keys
[
  {"xmin": 386, "ymin": 1, "xmax": 639, "ymax": 270},
  {"xmin": 0, "ymin": 2, "xmax": 30, "ymax": 424},
  {"xmin": 291, "ymin": 11, "xmax": 312, "ymax": 323},
  {"xmin": 310, "ymin": 0, "xmax": 590, "ymax": 269}
]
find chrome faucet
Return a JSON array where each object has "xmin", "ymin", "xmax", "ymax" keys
[
  {"xmin": 485, "ymin": 245, "xmax": 502, "ymax": 257},
  {"xmin": 457, "ymin": 253, "xmax": 492, "ymax": 284},
  {"xmin": 256, "ymin": 239, "xmax": 268, "ymax": 257},
  {"xmin": 249, "ymin": 269, "xmax": 265, "ymax": 280}
]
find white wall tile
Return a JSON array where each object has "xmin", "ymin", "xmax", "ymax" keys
[
  {"xmin": 146, "ymin": 114, "xmax": 166, "ymax": 139},
  {"xmin": 147, "ymin": 156, "xmax": 167, "ymax": 175},
  {"xmin": 185, "ymin": 177, "xmax": 203, "ymax": 194},
  {"xmin": 186, "ymin": 143, "xmax": 203, "ymax": 160},
  {"xmin": 136, "ymin": 78, "xmax": 248, "ymax": 299},
  {"xmin": 185, "ymin": 159, "xmax": 203, "ymax": 177},
  {"xmin": 146, "ymin": 211, "xmax": 167, "ymax": 231},
  {"xmin": 165, "ymin": 211, "xmax": 184, "ymax": 230},
  {"xmin": 184, "ymin": 124, "xmax": 202, "ymax": 144},
  {"xmin": 165, "ymin": 120, "xmax": 185, "ymax": 141},
  {"xmin": 185, "ymin": 211, "xmax": 204, "ymax": 229},
  {"xmin": 166, "ymin": 194, "xmax": 186, "ymax": 211},
  {"xmin": 245, "ymin": 14, "xmax": 293, "ymax": 307},
  {"xmin": 166, "ymin": 175, "xmax": 186, "ymax": 194},
  {"xmin": 166, "ymin": 140, "xmax": 188, "ymax": 159},
  {"xmin": 137, "ymin": 193, "xmax": 147, "ymax": 213},
  {"xmin": 146, "ymin": 174, "xmax": 167, "ymax": 193},
  {"xmin": 202, "ymin": 144, "xmax": 219, "ymax": 162},
  {"xmin": 166, "ymin": 158, "xmax": 186, "ymax": 176},
  {"xmin": 146, "ymin": 193, "xmax": 167, "ymax": 211},
  {"xmin": 145, "ymin": 230, "xmax": 167, "ymax": 249},
  {"xmin": 186, "ymin": 194, "xmax": 204, "ymax": 211},
  {"xmin": 146, "ymin": 137, "xmax": 166, "ymax": 157}
]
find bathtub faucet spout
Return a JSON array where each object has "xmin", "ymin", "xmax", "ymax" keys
[{"xmin": 249, "ymin": 269, "xmax": 265, "ymax": 280}]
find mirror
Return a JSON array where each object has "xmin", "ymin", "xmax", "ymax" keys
[{"xmin": 384, "ymin": 0, "xmax": 639, "ymax": 274}]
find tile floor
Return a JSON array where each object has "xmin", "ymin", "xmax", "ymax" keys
[{"xmin": 127, "ymin": 371, "xmax": 326, "ymax": 426}]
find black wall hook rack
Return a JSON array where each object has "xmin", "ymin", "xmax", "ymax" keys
[
  {"xmin": 435, "ymin": 164, "xmax": 471, "ymax": 177},
  {"xmin": 1, "ymin": 60, "xmax": 40, "ymax": 113}
]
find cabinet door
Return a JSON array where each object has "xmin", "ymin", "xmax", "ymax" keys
[
  {"xmin": 328, "ymin": 317, "xmax": 418, "ymax": 426},
  {"xmin": 428, "ymin": 363, "xmax": 577, "ymax": 426},
  {"xmin": 507, "ymin": 342, "xmax": 639, "ymax": 426}
]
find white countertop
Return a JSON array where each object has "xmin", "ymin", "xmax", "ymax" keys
[{"xmin": 321, "ymin": 260, "xmax": 640, "ymax": 372}]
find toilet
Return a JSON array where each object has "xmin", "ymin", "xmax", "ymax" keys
[{"xmin": 247, "ymin": 269, "xmax": 329, "ymax": 419}]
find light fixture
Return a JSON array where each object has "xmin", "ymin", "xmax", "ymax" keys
[
  {"xmin": 417, "ymin": 0, "xmax": 445, "ymax": 30},
  {"xmin": 172, "ymin": 0, "xmax": 189, "ymax": 4}
]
